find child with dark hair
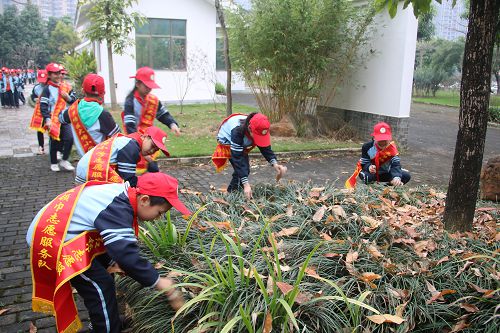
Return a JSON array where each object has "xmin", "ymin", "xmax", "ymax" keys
[
  {"xmin": 26, "ymin": 172, "xmax": 189, "ymax": 333},
  {"xmin": 213, "ymin": 112, "xmax": 287, "ymax": 199}
]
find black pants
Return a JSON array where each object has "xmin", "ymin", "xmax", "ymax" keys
[
  {"xmin": 359, "ymin": 170, "xmax": 411, "ymax": 185},
  {"xmin": 37, "ymin": 131, "xmax": 44, "ymax": 148},
  {"xmin": 13, "ymin": 90, "xmax": 19, "ymax": 107},
  {"xmin": 4, "ymin": 91, "xmax": 13, "ymax": 107},
  {"xmin": 70, "ymin": 254, "xmax": 121, "ymax": 333},
  {"xmin": 227, "ymin": 155, "xmax": 249, "ymax": 192},
  {"xmin": 0, "ymin": 92, "xmax": 5, "ymax": 106},
  {"xmin": 18, "ymin": 92, "xmax": 25, "ymax": 105},
  {"xmin": 49, "ymin": 123, "xmax": 73, "ymax": 164}
]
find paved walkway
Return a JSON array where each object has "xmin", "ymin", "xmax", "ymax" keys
[{"xmin": 0, "ymin": 93, "xmax": 498, "ymax": 332}]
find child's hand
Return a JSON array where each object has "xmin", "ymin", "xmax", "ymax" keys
[
  {"xmin": 369, "ymin": 165, "xmax": 376, "ymax": 174},
  {"xmin": 243, "ymin": 183, "xmax": 252, "ymax": 200},
  {"xmin": 156, "ymin": 277, "xmax": 185, "ymax": 310},
  {"xmin": 170, "ymin": 124, "xmax": 181, "ymax": 136},
  {"xmin": 390, "ymin": 177, "xmax": 402, "ymax": 186},
  {"xmin": 274, "ymin": 164, "xmax": 287, "ymax": 182}
]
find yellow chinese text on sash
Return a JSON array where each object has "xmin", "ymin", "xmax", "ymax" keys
[
  {"xmin": 137, "ymin": 94, "xmax": 159, "ymax": 133},
  {"xmin": 68, "ymin": 100, "xmax": 97, "ymax": 154},
  {"xmin": 30, "ymin": 181, "xmax": 108, "ymax": 333},
  {"xmin": 86, "ymin": 134, "xmax": 124, "ymax": 183}
]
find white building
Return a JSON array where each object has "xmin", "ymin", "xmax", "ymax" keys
[
  {"xmin": 317, "ymin": 2, "xmax": 418, "ymax": 147},
  {"xmin": 75, "ymin": 0, "xmax": 246, "ymax": 106}
]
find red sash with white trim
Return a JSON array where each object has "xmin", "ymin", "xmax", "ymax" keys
[
  {"xmin": 137, "ymin": 94, "xmax": 159, "ymax": 133},
  {"xmin": 48, "ymin": 91, "xmax": 68, "ymax": 141},
  {"xmin": 86, "ymin": 134, "xmax": 124, "ymax": 183},
  {"xmin": 68, "ymin": 100, "xmax": 97, "ymax": 154}
]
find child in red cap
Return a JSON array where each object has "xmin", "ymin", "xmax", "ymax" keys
[
  {"xmin": 345, "ymin": 122, "xmax": 410, "ymax": 188},
  {"xmin": 26, "ymin": 172, "xmax": 189, "ymax": 333},
  {"xmin": 39, "ymin": 63, "xmax": 77, "ymax": 172},
  {"xmin": 123, "ymin": 66, "xmax": 181, "ymax": 136},
  {"xmin": 58, "ymin": 73, "xmax": 120, "ymax": 156},
  {"xmin": 212, "ymin": 112, "xmax": 287, "ymax": 199},
  {"xmin": 75, "ymin": 125, "xmax": 170, "ymax": 185}
]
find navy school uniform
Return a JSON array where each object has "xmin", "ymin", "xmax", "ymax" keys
[
  {"xmin": 217, "ymin": 114, "xmax": 278, "ymax": 191},
  {"xmin": 26, "ymin": 182, "xmax": 159, "ymax": 333},
  {"xmin": 123, "ymin": 93, "xmax": 178, "ymax": 134}
]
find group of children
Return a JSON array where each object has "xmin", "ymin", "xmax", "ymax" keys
[
  {"xmin": 0, "ymin": 67, "xmax": 32, "ymax": 108},
  {"xmin": 26, "ymin": 63, "xmax": 411, "ymax": 333}
]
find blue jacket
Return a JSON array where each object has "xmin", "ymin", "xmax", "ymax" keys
[{"xmin": 123, "ymin": 93, "xmax": 177, "ymax": 134}]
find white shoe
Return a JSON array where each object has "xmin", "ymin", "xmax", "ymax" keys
[
  {"xmin": 59, "ymin": 160, "xmax": 75, "ymax": 171},
  {"xmin": 57, "ymin": 151, "xmax": 63, "ymax": 161},
  {"xmin": 50, "ymin": 164, "xmax": 60, "ymax": 172}
]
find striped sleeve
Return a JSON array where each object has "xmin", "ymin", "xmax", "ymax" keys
[
  {"xmin": 124, "ymin": 95, "xmax": 137, "ymax": 134},
  {"xmin": 116, "ymin": 140, "xmax": 141, "ymax": 187}
]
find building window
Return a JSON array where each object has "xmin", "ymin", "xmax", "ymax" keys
[
  {"xmin": 136, "ymin": 18, "xmax": 187, "ymax": 70},
  {"xmin": 216, "ymin": 27, "xmax": 226, "ymax": 71}
]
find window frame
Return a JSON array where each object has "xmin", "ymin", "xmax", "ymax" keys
[{"xmin": 135, "ymin": 18, "xmax": 187, "ymax": 71}]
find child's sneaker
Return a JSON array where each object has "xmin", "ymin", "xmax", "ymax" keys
[
  {"xmin": 50, "ymin": 164, "xmax": 60, "ymax": 172},
  {"xmin": 37, "ymin": 146, "xmax": 45, "ymax": 155},
  {"xmin": 57, "ymin": 151, "xmax": 63, "ymax": 161},
  {"xmin": 59, "ymin": 160, "xmax": 75, "ymax": 171}
]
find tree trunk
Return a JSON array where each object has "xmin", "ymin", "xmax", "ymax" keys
[
  {"xmin": 215, "ymin": 0, "xmax": 232, "ymax": 116},
  {"xmin": 107, "ymin": 41, "xmax": 118, "ymax": 110},
  {"xmin": 443, "ymin": 0, "xmax": 499, "ymax": 232}
]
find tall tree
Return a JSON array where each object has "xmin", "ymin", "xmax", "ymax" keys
[
  {"xmin": 379, "ymin": 0, "xmax": 500, "ymax": 231},
  {"xmin": 48, "ymin": 20, "xmax": 80, "ymax": 62},
  {"xmin": 81, "ymin": 0, "xmax": 145, "ymax": 110},
  {"xmin": 215, "ymin": 0, "xmax": 232, "ymax": 116},
  {"xmin": 0, "ymin": 6, "xmax": 20, "ymax": 67},
  {"xmin": 416, "ymin": 6, "xmax": 436, "ymax": 41}
]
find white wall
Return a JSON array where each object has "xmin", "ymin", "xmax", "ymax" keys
[
  {"xmin": 95, "ymin": 0, "xmax": 218, "ymax": 105},
  {"xmin": 216, "ymin": 71, "xmax": 247, "ymax": 91},
  {"xmin": 319, "ymin": 3, "xmax": 417, "ymax": 119}
]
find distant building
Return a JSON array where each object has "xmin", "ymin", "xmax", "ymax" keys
[
  {"xmin": 433, "ymin": 0, "xmax": 467, "ymax": 40},
  {"xmin": 0, "ymin": 0, "xmax": 77, "ymax": 20}
]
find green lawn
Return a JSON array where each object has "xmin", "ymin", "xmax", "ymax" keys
[
  {"xmin": 111, "ymin": 103, "xmax": 357, "ymax": 158},
  {"xmin": 413, "ymin": 89, "xmax": 500, "ymax": 107}
]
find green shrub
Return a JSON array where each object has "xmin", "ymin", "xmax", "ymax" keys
[
  {"xmin": 117, "ymin": 184, "xmax": 499, "ymax": 332},
  {"xmin": 488, "ymin": 106, "xmax": 500, "ymax": 123},
  {"xmin": 215, "ymin": 82, "xmax": 226, "ymax": 95},
  {"xmin": 62, "ymin": 50, "xmax": 97, "ymax": 98}
]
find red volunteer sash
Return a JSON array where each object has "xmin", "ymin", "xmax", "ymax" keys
[
  {"xmin": 374, "ymin": 142, "xmax": 398, "ymax": 182},
  {"xmin": 121, "ymin": 93, "xmax": 159, "ymax": 135},
  {"xmin": 30, "ymin": 182, "xmax": 107, "ymax": 333},
  {"xmin": 345, "ymin": 142, "xmax": 399, "ymax": 188},
  {"xmin": 211, "ymin": 113, "xmax": 255, "ymax": 172},
  {"xmin": 30, "ymin": 98, "xmax": 45, "ymax": 133},
  {"xmin": 49, "ymin": 90, "xmax": 68, "ymax": 141},
  {"xmin": 86, "ymin": 134, "xmax": 124, "ymax": 183},
  {"xmin": 68, "ymin": 100, "xmax": 97, "ymax": 154}
]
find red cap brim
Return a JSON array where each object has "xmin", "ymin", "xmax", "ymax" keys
[
  {"xmin": 372, "ymin": 133, "xmax": 392, "ymax": 141},
  {"xmin": 142, "ymin": 80, "xmax": 160, "ymax": 89},
  {"xmin": 150, "ymin": 137, "xmax": 170, "ymax": 157},
  {"xmin": 253, "ymin": 133, "xmax": 271, "ymax": 147},
  {"xmin": 167, "ymin": 196, "xmax": 191, "ymax": 215}
]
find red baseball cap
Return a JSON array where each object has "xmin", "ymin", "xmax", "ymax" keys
[
  {"xmin": 1, "ymin": 67, "xmax": 8, "ymax": 72},
  {"xmin": 137, "ymin": 173, "xmax": 191, "ymax": 215},
  {"xmin": 37, "ymin": 70, "xmax": 48, "ymax": 84},
  {"xmin": 82, "ymin": 73, "xmax": 106, "ymax": 96},
  {"xmin": 46, "ymin": 63, "xmax": 63, "ymax": 73},
  {"xmin": 371, "ymin": 122, "xmax": 392, "ymax": 141},
  {"xmin": 130, "ymin": 67, "xmax": 160, "ymax": 89},
  {"xmin": 144, "ymin": 126, "xmax": 170, "ymax": 157},
  {"xmin": 249, "ymin": 113, "xmax": 271, "ymax": 147}
]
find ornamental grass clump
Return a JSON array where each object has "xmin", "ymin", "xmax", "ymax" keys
[{"xmin": 117, "ymin": 183, "xmax": 499, "ymax": 332}]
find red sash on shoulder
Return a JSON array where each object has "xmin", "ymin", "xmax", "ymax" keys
[
  {"xmin": 86, "ymin": 134, "xmax": 124, "ymax": 183},
  {"xmin": 122, "ymin": 93, "xmax": 159, "ymax": 135},
  {"xmin": 49, "ymin": 89, "xmax": 68, "ymax": 141},
  {"xmin": 374, "ymin": 142, "xmax": 398, "ymax": 182},
  {"xmin": 30, "ymin": 182, "xmax": 107, "ymax": 333},
  {"xmin": 30, "ymin": 98, "xmax": 45, "ymax": 133},
  {"xmin": 211, "ymin": 114, "xmax": 255, "ymax": 172},
  {"xmin": 68, "ymin": 100, "xmax": 97, "ymax": 154},
  {"xmin": 345, "ymin": 142, "xmax": 399, "ymax": 188},
  {"xmin": 126, "ymin": 132, "xmax": 160, "ymax": 175}
]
